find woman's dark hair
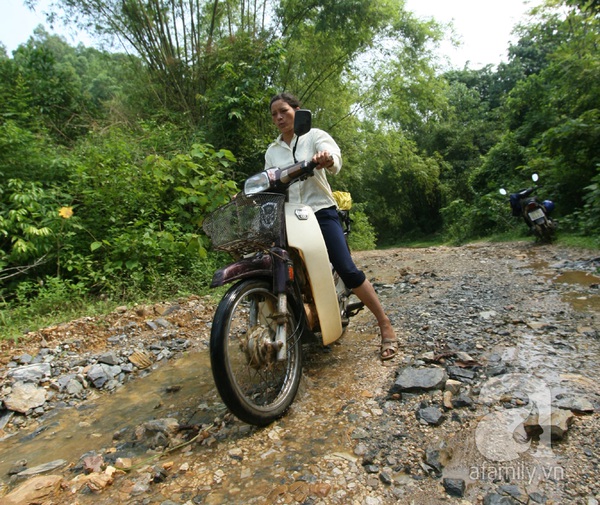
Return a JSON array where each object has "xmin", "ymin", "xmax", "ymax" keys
[{"xmin": 270, "ymin": 92, "xmax": 301, "ymax": 109}]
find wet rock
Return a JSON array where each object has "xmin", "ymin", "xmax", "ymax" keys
[
  {"xmin": 2, "ymin": 474, "xmax": 63, "ymax": 505},
  {"xmin": 135, "ymin": 418, "xmax": 180, "ymax": 448},
  {"xmin": 16, "ymin": 459, "xmax": 67, "ymax": 477},
  {"xmin": 4, "ymin": 382, "xmax": 47, "ymax": 413},
  {"xmin": 0, "ymin": 409, "xmax": 14, "ymax": 430},
  {"xmin": 391, "ymin": 367, "xmax": 447, "ymax": 393},
  {"xmin": 423, "ymin": 449, "xmax": 445, "ymax": 475},
  {"xmin": 82, "ymin": 454, "xmax": 104, "ymax": 473},
  {"xmin": 7, "ymin": 459, "xmax": 28, "ymax": 475},
  {"xmin": 130, "ymin": 472, "xmax": 153, "ymax": 495},
  {"xmin": 151, "ymin": 464, "xmax": 169, "ymax": 482}
]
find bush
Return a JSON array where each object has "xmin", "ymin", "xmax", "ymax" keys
[
  {"xmin": 346, "ymin": 203, "xmax": 377, "ymax": 251},
  {"xmin": 441, "ymin": 194, "xmax": 511, "ymax": 244}
]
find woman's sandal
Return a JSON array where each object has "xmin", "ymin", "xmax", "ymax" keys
[{"xmin": 380, "ymin": 338, "xmax": 398, "ymax": 361}]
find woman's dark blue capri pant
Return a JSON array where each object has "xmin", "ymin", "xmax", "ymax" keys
[{"xmin": 315, "ymin": 206, "xmax": 366, "ymax": 289}]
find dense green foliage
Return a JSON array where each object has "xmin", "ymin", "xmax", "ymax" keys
[{"xmin": 1, "ymin": 0, "xmax": 599, "ymax": 336}]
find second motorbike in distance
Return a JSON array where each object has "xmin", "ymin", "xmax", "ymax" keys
[{"xmin": 500, "ymin": 173, "xmax": 557, "ymax": 243}]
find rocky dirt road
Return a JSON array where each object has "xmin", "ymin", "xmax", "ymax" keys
[{"xmin": 1, "ymin": 241, "xmax": 599, "ymax": 505}]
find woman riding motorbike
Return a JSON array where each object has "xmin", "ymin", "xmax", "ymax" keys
[{"xmin": 266, "ymin": 92, "xmax": 398, "ymax": 360}]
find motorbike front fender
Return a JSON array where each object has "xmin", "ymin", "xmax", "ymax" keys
[
  {"xmin": 210, "ymin": 254, "xmax": 273, "ymax": 288},
  {"xmin": 285, "ymin": 203, "xmax": 342, "ymax": 345}
]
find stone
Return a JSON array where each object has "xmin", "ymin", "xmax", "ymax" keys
[
  {"xmin": 86, "ymin": 472, "xmax": 113, "ymax": 491},
  {"xmin": 98, "ymin": 352, "xmax": 120, "ymax": 366},
  {"xmin": 8, "ymin": 363, "xmax": 52, "ymax": 383},
  {"xmin": 483, "ymin": 493, "xmax": 519, "ymax": 505},
  {"xmin": 16, "ymin": 354, "xmax": 33, "ymax": 365},
  {"xmin": 524, "ymin": 408, "xmax": 575, "ymax": 440},
  {"xmin": 128, "ymin": 350, "xmax": 155, "ymax": 369},
  {"xmin": 86, "ymin": 363, "xmax": 121, "ymax": 388},
  {"xmin": 443, "ymin": 390, "xmax": 453, "ymax": 409},
  {"xmin": 446, "ymin": 365, "xmax": 476, "ymax": 382},
  {"xmin": 135, "ymin": 418, "xmax": 180, "ymax": 448},
  {"xmin": 443, "ymin": 477, "xmax": 465, "ymax": 497},
  {"xmin": 16, "ymin": 459, "xmax": 67, "ymax": 477},
  {"xmin": 392, "ymin": 367, "xmax": 448, "ymax": 393},
  {"xmin": 555, "ymin": 396, "xmax": 594, "ymax": 413},
  {"xmin": 66, "ymin": 378, "xmax": 84, "ymax": 396},
  {"xmin": 417, "ymin": 406, "xmax": 445, "ymax": 426},
  {"xmin": 529, "ymin": 491, "xmax": 548, "ymax": 503},
  {"xmin": 444, "ymin": 379, "xmax": 462, "ymax": 395},
  {"xmin": 4, "ymin": 382, "xmax": 47, "ymax": 413},
  {"xmin": 2, "ymin": 475, "xmax": 63, "ymax": 505},
  {"xmin": 452, "ymin": 393, "xmax": 474, "ymax": 408}
]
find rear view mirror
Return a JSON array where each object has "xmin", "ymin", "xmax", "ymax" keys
[{"xmin": 294, "ymin": 109, "xmax": 311, "ymax": 137}]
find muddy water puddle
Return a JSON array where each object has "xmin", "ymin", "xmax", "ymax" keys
[
  {"xmin": 514, "ymin": 259, "xmax": 600, "ymax": 388},
  {"xmin": 533, "ymin": 261, "xmax": 600, "ymax": 314},
  {"xmin": 0, "ymin": 351, "xmax": 220, "ymax": 481},
  {"xmin": 0, "ymin": 332, "xmax": 366, "ymax": 495}
]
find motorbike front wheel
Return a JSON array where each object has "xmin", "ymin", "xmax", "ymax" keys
[{"xmin": 210, "ymin": 279, "xmax": 303, "ymax": 426}]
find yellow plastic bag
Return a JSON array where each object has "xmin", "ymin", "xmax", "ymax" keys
[{"xmin": 332, "ymin": 191, "xmax": 352, "ymax": 211}]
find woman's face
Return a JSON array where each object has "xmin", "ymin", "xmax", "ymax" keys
[{"xmin": 271, "ymin": 99, "xmax": 296, "ymax": 137}]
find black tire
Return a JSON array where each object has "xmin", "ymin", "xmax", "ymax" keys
[
  {"xmin": 210, "ymin": 279, "xmax": 303, "ymax": 426},
  {"xmin": 536, "ymin": 221, "xmax": 555, "ymax": 243}
]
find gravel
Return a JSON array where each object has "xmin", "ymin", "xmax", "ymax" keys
[{"xmin": 1, "ymin": 241, "xmax": 599, "ymax": 505}]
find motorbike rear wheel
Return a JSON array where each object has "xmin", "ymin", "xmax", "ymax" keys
[
  {"xmin": 534, "ymin": 221, "xmax": 556, "ymax": 243},
  {"xmin": 210, "ymin": 279, "xmax": 303, "ymax": 426}
]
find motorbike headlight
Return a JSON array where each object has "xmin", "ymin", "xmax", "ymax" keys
[{"xmin": 244, "ymin": 172, "xmax": 270, "ymax": 195}]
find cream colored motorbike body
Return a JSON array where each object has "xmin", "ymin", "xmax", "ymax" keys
[{"xmin": 285, "ymin": 202, "xmax": 342, "ymax": 345}]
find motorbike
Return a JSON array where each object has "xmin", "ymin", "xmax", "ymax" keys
[
  {"xmin": 499, "ymin": 173, "xmax": 556, "ymax": 242},
  {"xmin": 202, "ymin": 110, "xmax": 363, "ymax": 426}
]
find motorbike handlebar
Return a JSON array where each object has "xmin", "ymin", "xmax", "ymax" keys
[{"xmin": 245, "ymin": 156, "xmax": 334, "ymax": 196}]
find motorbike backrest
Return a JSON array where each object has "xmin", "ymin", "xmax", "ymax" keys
[{"xmin": 294, "ymin": 109, "xmax": 312, "ymax": 137}]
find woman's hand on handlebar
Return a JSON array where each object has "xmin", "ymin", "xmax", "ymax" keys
[{"xmin": 312, "ymin": 151, "xmax": 334, "ymax": 169}]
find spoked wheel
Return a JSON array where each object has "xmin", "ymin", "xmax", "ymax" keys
[{"xmin": 210, "ymin": 279, "xmax": 303, "ymax": 426}]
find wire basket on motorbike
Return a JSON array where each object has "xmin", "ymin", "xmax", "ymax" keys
[{"xmin": 203, "ymin": 193, "xmax": 286, "ymax": 257}]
